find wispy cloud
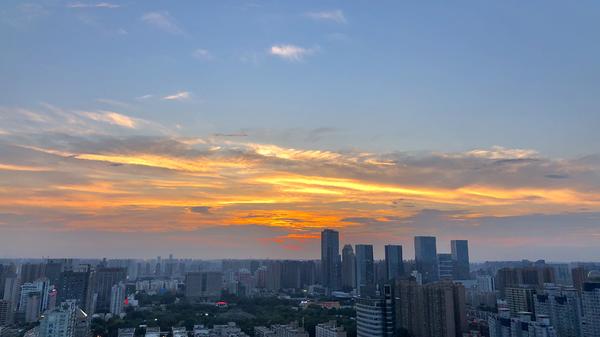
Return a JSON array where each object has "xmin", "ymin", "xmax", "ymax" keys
[
  {"xmin": 67, "ymin": 2, "xmax": 121, "ymax": 9},
  {"xmin": 305, "ymin": 10, "xmax": 346, "ymax": 23},
  {"xmin": 78, "ymin": 111, "xmax": 137, "ymax": 128},
  {"xmin": 136, "ymin": 94, "xmax": 153, "ymax": 100},
  {"xmin": 141, "ymin": 11, "xmax": 184, "ymax": 35},
  {"xmin": 96, "ymin": 98, "xmax": 133, "ymax": 109},
  {"xmin": 192, "ymin": 49, "xmax": 213, "ymax": 61},
  {"xmin": 269, "ymin": 44, "xmax": 315, "ymax": 61},
  {"xmin": 163, "ymin": 91, "xmax": 190, "ymax": 101}
]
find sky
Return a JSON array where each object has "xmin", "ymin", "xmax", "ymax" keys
[{"xmin": 1, "ymin": 0, "xmax": 600, "ymax": 261}]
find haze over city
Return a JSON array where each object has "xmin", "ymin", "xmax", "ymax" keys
[{"xmin": 1, "ymin": 1, "xmax": 600, "ymax": 261}]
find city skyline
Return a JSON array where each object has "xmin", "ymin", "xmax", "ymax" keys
[{"xmin": 2, "ymin": 1, "xmax": 600, "ymax": 260}]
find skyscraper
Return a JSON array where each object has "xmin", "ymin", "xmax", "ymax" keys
[
  {"xmin": 355, "ymin": 245, "xmax": 375, "ymax": 297},
  {"xmin": 450, "ymin": 240, "xmax": 470, "ymax": 280},
  {"xmin": 341, "ymin": 245, "xmax": 356, "ymax": 291},
  {"xmin": 414, "ymin": 236, "xmax": 438, "ymax": 284},
  {"xmin": 384, "ymin": 245, "xmax": 404, "ymax": 281},
  {"xmin": 94, "ymin": 267, "xmax": 126, "ymax": 313},
  {"xmin": 321, "ymin": 229, "xmax": 341, "ymax": 292}
]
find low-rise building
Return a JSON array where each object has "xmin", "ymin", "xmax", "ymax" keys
[{"xmin": 315, "ymin": 321, "xmax": 346, "ymax": 337}]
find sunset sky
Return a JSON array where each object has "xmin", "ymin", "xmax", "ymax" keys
[{"xmin": 1, "ymin": 1, "xmax": 600, "ymax": 261}]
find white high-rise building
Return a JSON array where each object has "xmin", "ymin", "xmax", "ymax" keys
[
  {"xmin": 19, "ymin": 278, "xmax": 50, "ymax": 313},
  {"xmin": 534, "ymin": 285, "xmax": 581, "ymax": 337},
  {"xmin": 581, "ymin": 271, "xmax": 600, "ymax": 337},
  {"xmin": 109, "ymin": 282, "xmax": 126, "ymax": 315},
  {"xmin": 39, "ymin": 301, "xmax": 77, "ymax": 337},
  {"xmin": 3, "ymin": 275, "xmax": 20, "ymax": 309},
  {"xmin": 477, "ymin": 275, "xmax": 495, "ymax": 292},
  {"xmin": 488, "ymin": 310, "xmax": 557, "ymax": 337}
]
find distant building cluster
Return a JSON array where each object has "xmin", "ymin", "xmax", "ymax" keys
[{"xmin": 0, "ymin": 231, "xmax": 600, "ymax": 337}]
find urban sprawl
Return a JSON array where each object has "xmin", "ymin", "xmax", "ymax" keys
[{"xmin": 0, "ymin": 230, "xmax": 599, "ymax": 337}]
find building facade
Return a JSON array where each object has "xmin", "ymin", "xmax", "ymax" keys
[
  {"xmin": 356, "ymin": 284, "xmax": 395, "ymax": 337},
  {"xmin": 355, "ymin": 245, "xmax": 375, "ymax": 297},
  {"xmin": 384, "ymin": 245, "xmax": 404, "ymax": 282},
  {"xmin": 450, "ymin": 240, "xmax": 470, "ymax": 280},
  {"xmin": 321, "ymin": 229, "xmax": 341, "ymax": 292},
  {"xmin": 414, "ymin": 236, "xmax": 438, "ymax": 284}
]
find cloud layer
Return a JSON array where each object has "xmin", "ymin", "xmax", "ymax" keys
[{"xmin": 0, "ymin": 104, "xmax": 599, "ymax": 259}]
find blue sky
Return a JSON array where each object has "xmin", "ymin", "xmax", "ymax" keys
[
  {"xmin": 3, "ymin": 0, "xmax": 600, "ymax": 155},
  {"xmin": 1, "ymin": 1, "xmax": 600, "ymax": 259}
]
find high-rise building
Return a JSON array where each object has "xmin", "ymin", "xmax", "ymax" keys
[
  {"xmin": 20, "ymin": 263, "xmax": 46, "ymax": 284},
  {"xmin": 45, "ymin": 261, "xmax": 64, "ymax": 287},
  {"xmin": 109, "ymin": 282, "xmax": 126, "ymax": 315},
  {"xmin": 384, "ymin": 245, "xmax": 404, "ymax": 281},
  {"xmin": 321, "ymin": 229, "xmax": 341, "ymax": 292},
  {"xmin": 396, "ymin": 278, "xmax": 425, "ymax": 337},
  {"xmin": 19, "ymin": 278, "xmax": 50, "ymax": 313},
  {"xmin": 422, "ymin": 281, "xmax": 467, "ymax": 337},
  {"xmin": 550, "ymin": 264, "xmax": 572, "ymax": 286},
  {"xmin": 572, "ymin": 267, "xmax": 588, "ymax": 293},
  {"xmin": 581, "ymin": 271, "xmax": 600, "ymax": 337},
  {"xmin": 521, "ymin": 267, "xmax": 545, "ymax": 288},
  {"xmin": 316, "ymin": 321, "xmax": 347, "ymax": 337},
  {"xmin": 356, "ymin": 284, "xmax": 395, "ymax": 337},
  {"xmin": 281, "ymin": 260, "xmax": 302, "ymax": 290},
  {"xmin": 396, "ymin": 279, "xmax": 467, "ymax": 337},
  {"xmin": 264, "ymin": 261, "xmax": 282, "ymax": 291},
  {"xmin": 341, "ymin": 245, "xmax": 356, "ymax": 291},
  {"xmin": 39, "ymin": 301, "xmax": 78, "ymax": 337},
  {"xmin": 185, "ymin": 272, "xmax": 223, "ymax": 299},
  {"xmin": 94, "ymin": 267, "xmax": 126, "ymax": 313},
  {"xmin": 2, "ymin": 273, "xmax": 19, "ymax": 311},
  {"xmin": 0, "ymin": 299, "xmax": 12, "ymax": 326},
  {"xmin": 450, "ymin": 240, "xmax": 469, "ymax": 280},
  {"xmin": 505, "ymin": 286, "xmax": 536, "ymax": 316},
  {"xmin": 414, "ymin": 236, "xmax": 438, "ymax": 284},
  {"xmin": 488, "ymin": 310, "xmax": 557, "ymax": 337},
  {"xmin": 24, "ymin": 292, "xmax": 41, "ymax": 322},
  {"xmin": 355, "ymin": 245, "xmax": 375, "ymax": 297},
  {"xmin": 495, "ymin": 268, "xmax": 520, "ymax": 298},
  {"xmin": 534, "ymin": 285, "xmax": 582, "ymax": 337},
  {"xmin": 0, "ymin": 265, "xmax": 16, "ymax": 300},
  {"xmin": 476, "ymin": 275, "xmax": 495, "ymax": 292},
  {"xmin": 437, "ymin": 254, "xmax": 455, "ymax": 280},
  {"xmin": 57, "ymin": 270, "xmax": 92, "ymax": 311}
]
